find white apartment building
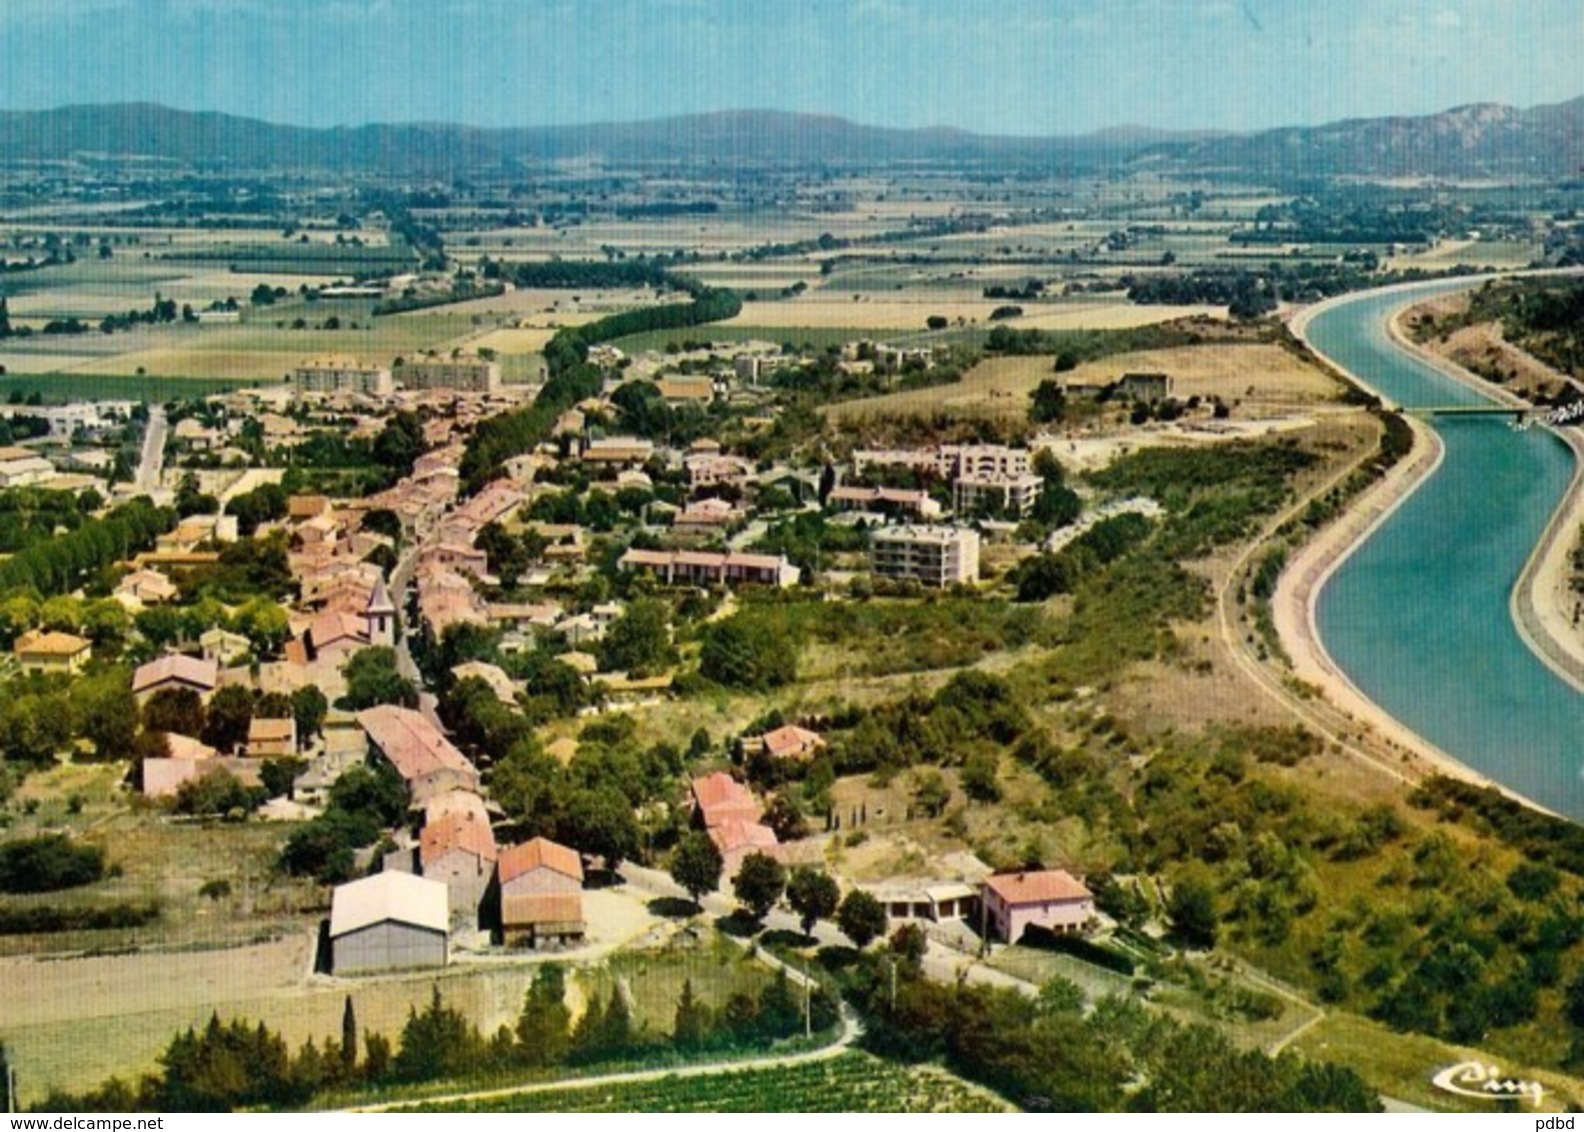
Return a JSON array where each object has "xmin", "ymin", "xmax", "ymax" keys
[
  {"xmin": 292, "ymin": 357, "xmax": 393, "ymax": 397},
  {"xmin": 870, "ymin": 525, "xmax": 980, "ymax": 587},
  {"xmin": 954, "ymin": 472, "xmax": 1044, "ymax": 516}
]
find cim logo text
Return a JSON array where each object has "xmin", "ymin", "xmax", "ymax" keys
[{"xmin": 1431, "ymin": 1061, "xmax": 1545, "ymax": 1107}]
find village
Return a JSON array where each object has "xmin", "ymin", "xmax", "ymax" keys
[{"xmin": 7, "ymin": 337, "xmax": 1158, "ymax": 975}]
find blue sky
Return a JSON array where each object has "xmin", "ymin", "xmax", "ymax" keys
[{"xmin": 1, "ymin": 0, "xmax": 1578, "ymax": 135}]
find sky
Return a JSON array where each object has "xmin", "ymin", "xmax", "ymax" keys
[{"xmin": 0, "ymin": 0, "xmax": 1579, "ymax": 136}]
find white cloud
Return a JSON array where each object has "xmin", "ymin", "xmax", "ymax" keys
[{"xmin": 1432, "ymin": 8, "xmax": 1463, "ymax": 26}]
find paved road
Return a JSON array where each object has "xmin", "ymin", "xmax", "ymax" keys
[{"xmin": 134, "ymin": 404, "xmax": 167, "ymax": 492}]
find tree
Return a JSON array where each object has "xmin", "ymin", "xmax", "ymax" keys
[
  {"xmin": 372, "ymin": 411, "xmax": 424, "ymax": 477},
  {"xmin": 699, "ymin": 616, "xmax": 796, "ymax": 689},
  {"xmin": 341, "ymin": 647, "xmax": 418, "ymax": 710},
  {"xmin": 143, "ymin": 686, "xmax": 206, "ymax": 738},
  {"xmin": 598, "ymin": 598, "xmax": 675, "ymax": 675},
  {"xmin": 567, "ymin": 986, "xmax": 605, "ymax": 1057},
  {"xmin": 1030, "ymin": 378, "xmax": 1068, "ymax": 423},
  {"xmin": 1037, "ymin": 975, "xmax": 1086, "ymax": 1016},
  {"xmin": 516, "ymin": 963, "xmax": 572, "ymax": 1066},
  {"xmin": 1565, "ymin": 969, "xmax": 1584, "ymax": 1030},
  {"xmin": 174, "ymin": 767, "xmax": 260, "ymax": 816},
  {"xmin": 837, "ymin": 889, "xmax": 888, "ymax": 949},
  {"xmin": 1012, "ymin": 552, "xmax": 1081, "ymax": 602},
  {"xmin": 201, "ymin": 684, "xmax": 254, "ymax": 754},
  {"xmin": 340, "ymin": 996, "xmax": 358, "ymax": 1079},
  {"xmin": 1167, "ymin": 872, "xmax": 1219, "ymax": 948},
  {"xmin": 235, "ymin": 599, "xmax": 290, "ymax": 659},
  {"xmin": 670, "ymin": 830, "xmax": 723, "ymax": 910},
  {"xmin": 890, "ymin": 922, "xmax": 928, "ymax": 972},
  {"xmin": 763, "ymin": 793, "xmax": 809, "ymax": 841},
  {"xmin": 732, "ymin": 851, "xmax": 786, "ymax": 925},
  {"xmin": 291, "ymin": 685, "xmax": 328, "ymax": 749},
  {"xmin": 82, "ymin": 599, "xmax": 130, "ymax": 655},
  {"xmin": 327, "ymin": 762, "xmax": 408, "ymax": 828},
  {"xmin": 74, "ymin": 675, "xmax": 140, "ymax": 761},
  {"xmin": 672, "ymin": 978, "xmax": 710, "ymax": 1049},
  {"xmin": 597, "ymin": 986, "xmax": 633, "ymax": 1056},
  {"xmin": 393, "ymin": 986, "xmax": 481, "ymax": 1083},
  {"xmin": 362, "ymin": 1030, "xmax": 391, "ymax": 1082},
  {"xmin": 912, "ymin": 770, "xmax": 950, "ymax": 818},
  {"xmin": 556, "ymin": 787, "xmax": 640, "ymax": 871},
  {"xmin": 476, "ymin": 522, "xmax": 529, "ymax": 588},
  {"xmin": 787, "ymin": 868, "xmax": 840, "ymax": 937},
  {"xmin": 260, "ymin": 757, "xmax": 307, "ymax": 800},
  {"xmin": 960, "ymin": 751, "xmax": 1002, "ymax": 803},
  {"xmin": 0, "ymin": 834, "xmax": 105, "ymax": 893}
]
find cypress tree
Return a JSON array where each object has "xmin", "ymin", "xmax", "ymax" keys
[{"xmin": 340, "ymin": 996, "xmax": 358, "ymax": 1077}]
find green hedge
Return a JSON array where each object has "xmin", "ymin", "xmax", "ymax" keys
[
  {"xmin": 0, "ymin": 901, "xmax": 160, "ymax": 935},
  {"xmin": 1021, "ymin": 926, "xmax": 1137, "ymax": 975}
]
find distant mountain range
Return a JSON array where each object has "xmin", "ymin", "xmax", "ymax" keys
[{"xmin": 1, "ymin": 98, "xmax": 1582, "ymax": 179}]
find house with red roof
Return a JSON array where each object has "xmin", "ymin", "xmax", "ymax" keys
[
  {"xmin": 689, "ymin": 772, "xmax": 763, "ymax": 829},
  {"xmin": 497, "ymin": 837, "xmax": 585, "ymax": 947},
  {"xmin": 753, "ymin": 725, "xmax": 826, "ymax": 762},
  {"xmin": 981, "ymin": 869, "xmax": 1095, "ymax": 943},
  {"xmin": 708, "ymin": 819, "xmax": 782, "ymax": 881},
  {"xmin": 358, "ymin": 705, "xmax": 480, "ymax": 804},
  {"xmin": 689, "ymin": 772, "xmax": 780, "ymax": 880},
  {"xmin": 420, "ymin": 808, "xmax": 498, "ymax": 931}
]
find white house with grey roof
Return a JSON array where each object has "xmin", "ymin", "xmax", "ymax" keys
[{"xmin": 329, "ymin": 871, "xmax": 449, "ymax": 974}]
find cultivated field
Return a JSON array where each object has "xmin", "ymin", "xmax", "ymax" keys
[
  {"xmin": 823, "ymin": 343, "xmax": 1341, "ymax": 424},
  {"xmin": 18, "ymin": 313, "xmax": 481, "ymax": 380},
  {"xmin": 416, "ymin": 1052, "xmax": 1011, "ymax": 1113},
  {"xmin": 725, "ymin": 297, "xmax": 997, "ymax": 330},
  {"xmin": 469, "ymin": 327, "xmax": 559, "ymax": 354},
  {"xmin": 1010, "ymin": 303, "xmax": 1224, "ymax": 330}
]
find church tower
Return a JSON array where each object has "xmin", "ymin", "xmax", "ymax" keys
[{"xmin": 365, "ymin": 574, "xmax": 397, "ymax": 648}]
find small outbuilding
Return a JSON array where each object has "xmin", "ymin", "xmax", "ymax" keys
[{"xmin": 329, "ymin": 871, "xmax": 449, "ymax": 974}]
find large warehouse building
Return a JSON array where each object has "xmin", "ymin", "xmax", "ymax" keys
[{"xmin": 329, "ymin": 871, "xmax": 449, "ymax": 974}]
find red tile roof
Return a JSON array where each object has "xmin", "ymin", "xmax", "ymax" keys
[
  {"xmin": 498, "ymin": 837, "xmax": 584, "ymax": 885},
  {"xmin": 357, "ymin": 705, "xmax": 476, "ymax": 784},
  {"xmin": 690, "ymin": 772, "xmax": 762, "ymax": 826},
  {"xmin": 420, "ymin": 811, "xmax": 499, "ymax": 867},
  {"xmin": 707, "ymin": 819, "xmax": 779, "ymax": 857},
  {"xmin": 758, "ymin": 725, "xmax": 825, "ymax": 760},
  {"xmin": 983, "ymin": 870, "xmax": 1092, "ymax": 907}
]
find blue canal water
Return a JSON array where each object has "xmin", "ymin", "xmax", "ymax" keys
[{"xmin": 1306, "ymin": 285, "xmax": 1584, "ymax": 816}]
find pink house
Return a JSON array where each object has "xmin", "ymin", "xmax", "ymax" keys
[{"xmin": 982, "ymin": 870, "xmax": 1095, "ymax": 943}]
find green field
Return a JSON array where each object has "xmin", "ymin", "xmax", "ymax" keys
[
  {"xmin": 0, "ymin": 373, "xmax": 270, "ymax": 403},
  {"xmin": 608, "ymin": 324, "xmax": 911, "ymax": 353},
  {"xmin": 411, "ymin": 1052, "xmax": 1009, "ymax": 1113}
]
